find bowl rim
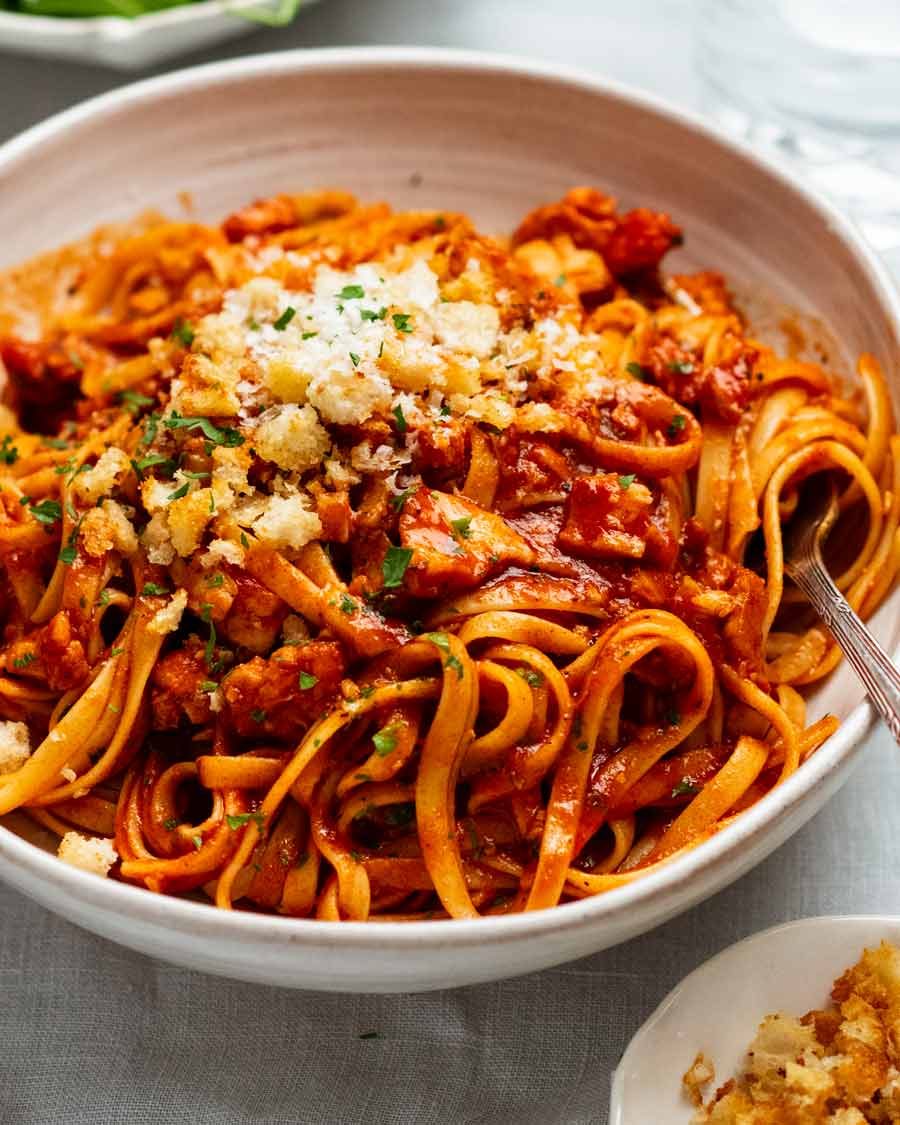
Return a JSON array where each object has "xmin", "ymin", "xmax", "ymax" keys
[{"xmin": 0, "ymin": 45, "xmax": 895, "ymax": 953}]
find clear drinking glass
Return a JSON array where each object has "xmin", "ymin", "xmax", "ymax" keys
[{"xmin": 696, "ymin": 0, "xmax": 900, "ymax": 268}]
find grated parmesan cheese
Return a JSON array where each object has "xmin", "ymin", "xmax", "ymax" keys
[
  {"xmin": 0, "ymin": 720, "xmax": 31, "ymax": 775},
  {"xmin": 57, "ymin": 832, "xmax": 117, "ymax": 877}
]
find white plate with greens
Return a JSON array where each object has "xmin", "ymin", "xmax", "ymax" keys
[{"xmin": 0, "ymin": 0, "xmax": 320, "ymax": 69}]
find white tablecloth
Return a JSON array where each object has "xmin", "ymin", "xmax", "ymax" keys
[{"xmin": 1, "ymin": 4, "xmax": 897, "ymax": 1122}]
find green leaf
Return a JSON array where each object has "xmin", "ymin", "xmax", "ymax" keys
[
  {"xmin": 618, "ymin": 474, "xmax": 636, "ymax": 490},
  {"xmin": 392, "ymin": 313, "xmax": 413, "ymax": 334},
  {"xmin": 671, "ymin": 779, "xmax": 700, "ymax": 798},
  {"xmin": 250, "ymin": 708, "xmax": 267, "ymax": 724},
  {"xmin": 625, "ymin": 362, "xmax": 650, "ymax": 381},
  {"xmin": 372, "ymin": 726, "xmax": 398, "ymax": 757},
  {"xmin": 273, "ymin": 306, "xmax": 296, "ymax": 331},
  {"xmin": 392, "ymin": 403, "xmax": 407, "ymax": 433},
  {"xmin": 515, "ymin": 666, "xmax": 543, "ymax": 688},
  {"xmin": 58, "ymin": 544, "xmax": 77, "ymax": 566},
  {"xmin": 141, "ymin": 583, "xmax": 169, "ymax": 596},
  {"xmin": 119, "ymin": 389, "xmax": 154, "ymax": 416},
  {"xmin": 668, "ymin": 360, "xmax": 695, "ymax": 374},
  {"xmin": 226, "ymin": 811, "xmax": 267, "ymax": 831},
  {"xmin": 389, "ymin": 487, "xmax": 414, "ymax": 512},
  {"xmin": 11, "ymin": 653, "xmax": 35, "ymax": 670},
  {"xmin": 553, "ymin": 273, "xmax": 567, "ymax": 287},
  {"xmin": 28, "ymin": 499, "xmax": 62, "ymax": 526},
  {"xmin": 450, "ymin": 516, "xmax": 472, "ymax": 540},
  {"xmin": 360, "ymin": 307, "xmax": 386, "ymax": 321},
  {"xmin": 298, "ymin": 671, "xmax": 318, "ymax": 690},
  {"xmin": 0, "ymin": 435, "xmax": 19, "ymax": 465},
  {"xmin": 171, "ymin": 319, "xmax": 195, "ymax": 347},
  {"xmin": 445, "ymin": 654, "xmax": 464, "ymax": 680},
  {"xmin": 167, "ymin": 482, "xmax": 190, "ymax": 501},
  {"xmin": 163, "ymin": 413, "xmax": 244, "ymax": 448},
  {"xmin": 667, "ymin": 414, "xmax": 686, "ymax": 439},
  {"xmin": 337, "ymin": 284, "xmax": 364, "ymax": 300},
  {"xmin": 339, "ymin": 594, "xmax": 357, "ymax": 616},
  {"xmin": 381, "ymin": 545, "xmax": 413, "ymax": 589},
  {"xmin": 349, "ymin": 351, "xmax": 360, "ymax": 367},
  {"xmin": 424, "ymin": 632, "xmax": 450, "ymax": 653}
]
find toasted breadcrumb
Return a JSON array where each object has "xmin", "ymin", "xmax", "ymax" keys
[
  {"xmin": 685, "ymin": 942, "xmax": 900, "ymax": 1123},
  {"xmin": 0, "ymin": 720, "xmax": 31, "ymax": 774},
  {"xmin": 57, "ymin": 832, "xmax": 117, "ymax": 877}
]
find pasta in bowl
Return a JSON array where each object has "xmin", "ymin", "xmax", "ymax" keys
[{"xmin": 0, "ymin": 185, "xmax": 896, "ymax": 923}]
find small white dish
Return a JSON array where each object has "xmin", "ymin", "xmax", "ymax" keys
[
  {"xmin": 0, "ymin": 49, "xmax": 898, "ymax": 993},
  {"xmin": 611, "ymin": 915, "xmax": 900, "ymax": 1124},
  {"xmin": 0, "ymin": 0, "xmax": 321, "ymax": 70}
]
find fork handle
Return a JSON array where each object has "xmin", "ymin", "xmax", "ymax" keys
[{"xmin": 787, "ymin": 556, "xmax": 900, "ymax": 744}]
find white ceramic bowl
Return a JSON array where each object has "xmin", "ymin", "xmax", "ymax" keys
[
  {"xmin": 611, "ymin": 915, "xmax": 900, "ymax": 1123},
  {"xmin": 0, "ymin": 0, "xmax": 321, "ymax": 69},
  {"xmin": 1, "ymin": 49, "xmax": 898, "ymax": 993}
]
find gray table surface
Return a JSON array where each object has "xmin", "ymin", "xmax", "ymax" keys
[{"xmin": 1, "ymin": 3, "xmax": 897, "ymax": 1123}]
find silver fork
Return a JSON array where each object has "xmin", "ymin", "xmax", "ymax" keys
[{"xmin": 782, "ymin": 478, "xmax": 900, "ymax": 744}]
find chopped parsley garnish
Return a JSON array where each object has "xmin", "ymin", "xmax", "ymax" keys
[
  {"xmin": 110, "ymin": 648, "xmax": 125, "ymax": 658},
  {"xmin": 167, "ymin": 482, "xmax": 190, "ymax": 501},
  {"xmin": 372, "ymin": 726, "xmax": 398, "ymax": 757},
  {"xmin": 360, "ymin": 306, "xmax": 386, "ymax": 321},
  {"xmin": 163, "ymin": 817, "xmax": 178, "ymax": 831},
  {"xmin": 553, "ymin": 273, "xmax": 567, "ymax": 287},
  {"xmin": 625, "ymin": 361, "xmax": 650, "ymax": 381},
  {"xmin": 67, "ymin": 350, "xmax": 84, "ymax": 370},
  {"xmin": 171, "ymin": 319, "xmax": 195, "ymax": 347},
  {"xmin": 671, "ymin": 780, "xmax": 701, "ymax": 798},
  {"xmin": 450, "ymin": 516, "xmax": 472, "ymax": 540},
  {"xmin": 349, "ymin": 351, "xmax": 360, "ymax": 367},
  {"xmin": 141, "ymin": 583, "xmax": 169, "ymax": 596},
  {"xmin": 12, "ymin": 653, "xmax": 35, "ymax": 670},
  {"xmin": 119, "ymin": 389, "xmax": 154, "ymax": 416},
  {"xmin": 392, "ymin": 313, "xmax": 413, "ymax": 334},
  {"xmin": 273, "ymin": 306, "xmax": 296, "ymax": 331},
  {"xmin": 339, "ymin": 594, "xmax": 357, "ymax": 616},
  {"xmin": 381, "ymin": 545, "xmax": 413, "ymax": 589},
  {"xmin": 131, "ymin": 453, "xmax": 176, "ymax": 477},
  {"xmin": 42, "ymin": 437, "xmax": 70, "ymax": 450},
  {"xmin": 298, "ymin": 671, "xmax": 318, "ymax": 690},
  {"xmin": 141, "ymin": 414, "xmax": 160, "ymax": 447},
  {"xmin": 163, "ymin": 413, "xmax": 244, "ymax": 448},
  {"xmin": 337, "ymin": 284, "xmax": 365, "ymax": 300},
  {"xmin": 250, "ymin": 708, "xmax": 267, "ymax": 724},
  {"xmin": 200, "ymin": 602, "xmax": 217, "ymax": 666},
  {"xmin": 181, "ymin": 470, "xmax": 210, "ymax": 480},
  {"xmin": 389, "ymin": 487, "xmax": 414, "ymax": 512},
  {"xmin": 192, "ymin": 835, "xmax": 203, "ymax": 850},
  {"xmin": 391, "ymin": 403, "xmax": 407, "ymax": 433},
  {"xmin": 445, "ymin": 655, "xmax": 464, "ymax": 680},
  {"xmin": 28, "ymin": 499, "xmax": 62, "ymax": 526},
  {"xmin": 97, "ymin": 589, "xmax": 111, "ymax": 607},
  {"xmin": 226, "ymin": 811, "xmax": 267, "ymax": 831},
  {"xmin": 668, "ymin": 360, "xmax": 695, "ymax": 374},
  {"xmin": 433, "ymin": 215, "xmax": 447, "ymax": 230},
  {"xmin": 58, "ymin": 544, "xmax": 77, "ymax": 566},
  {"xmin": 515, "ymin": 666, "xmax": 543, "ymax": 688},
  {"xmin": 425, "ymin": 632, "xmax": 450, "ymax": 653},
  {"xmin": 301, "ymin": 330, "xmax": 318, "ymax": 340},
  {"xmin": 667, "ymin": 414, "xmax": 687, "ymax": 439},
  {"xmin": 205, "ymin": 572, "xmax": 225, "ymax": 588},
  {"xmin": 0, "ymin": 435, "xmax": 19, "ymax": 465},
  {"xmin": 199, "ymin": 680, "xmax": 218, "ymax": 693},
  {"xmin": 440, "ymin": 402, "xmax": 451, "ymax": 417},
  {"xmin": 618, "ymin": 474, "xmax": 636, "ymax": 490}
]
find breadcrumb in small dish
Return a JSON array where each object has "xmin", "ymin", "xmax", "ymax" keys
[{"xmin": 684, "ymin": 941, "xmax": 900, "ymax": 1123}]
